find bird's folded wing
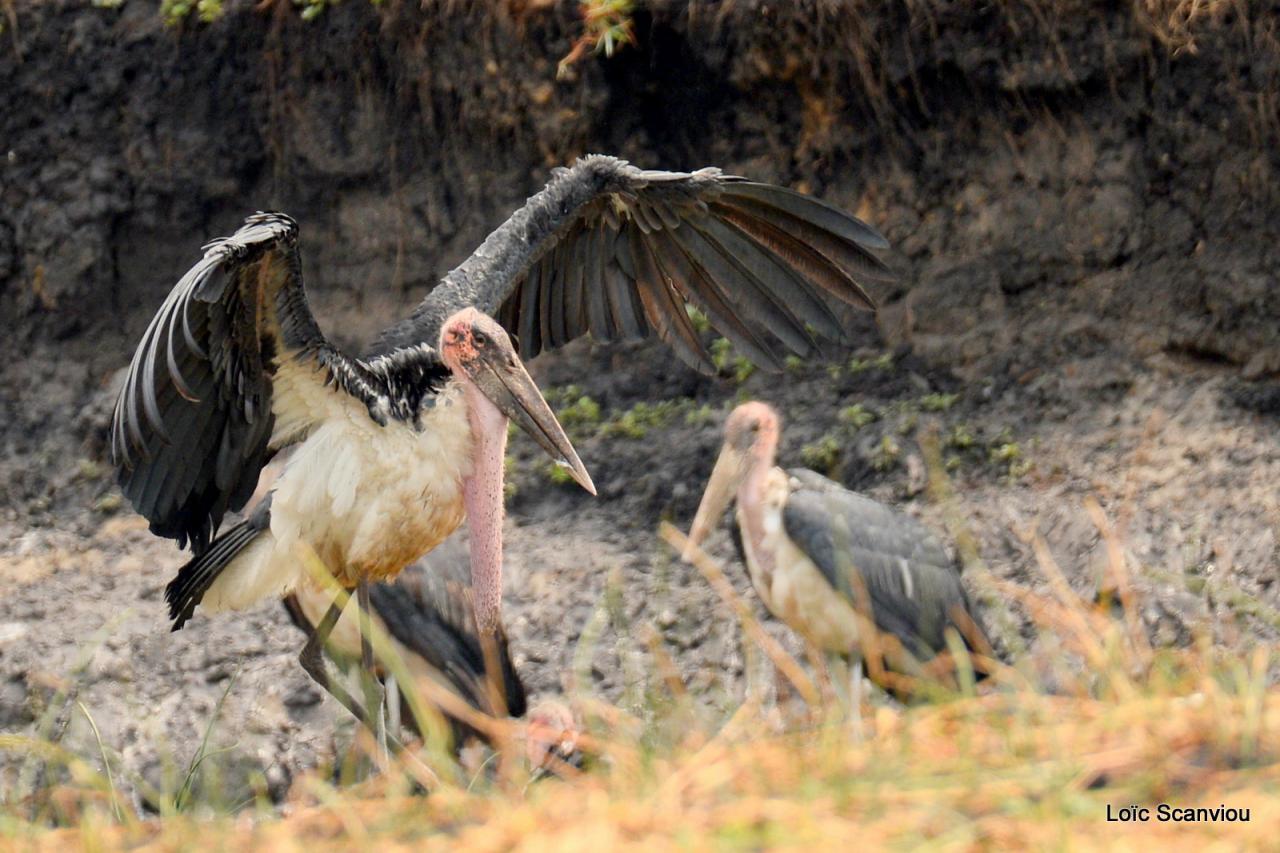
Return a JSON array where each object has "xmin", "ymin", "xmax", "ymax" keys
[
  {"xmin": 369, "ymin": 561, "xmax": 528, "ymax": 719},
  {"xmin": 111, "ymin": 213, "xmax": 366, "ymax": 553},
  {"xmin": 781, "ymin": 483, "xmax": 971, "ymax": 654},
  {"xmin": 377, "ymin": 155, "xmax": 894, "ymax": 371}
]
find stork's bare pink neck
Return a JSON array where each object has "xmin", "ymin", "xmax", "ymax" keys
[
  {"xmin": 737, "ymin": 428, "xmax": 779, "ymax": 557},
  {"xmin": 459, "ymin": 377, "xmax": 508, "ymax": 636}
]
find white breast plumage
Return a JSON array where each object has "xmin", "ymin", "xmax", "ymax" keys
[{"xmin": 199, "ymin": 376, "xmax": 474, "ymax": 611}]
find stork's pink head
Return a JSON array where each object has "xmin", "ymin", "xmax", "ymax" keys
[
  {"xmin": 723, "ymin": 401, "xmax": 781, "ymax": 459},
  {"xmin": 684, "ymin": 401, "xmax": 782, "ymax": 560},
  {"xmin": 524, "ymin": 700, "xmax": 581, "ymax": 775},
  {"xmin": 438, "ymin": 307, "xmax": 594, "ymax": 496},
  {"xmin": 439, "ymin": 308, "xmax": 505, "ymax": 372}
]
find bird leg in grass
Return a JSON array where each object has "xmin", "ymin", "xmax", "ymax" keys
[
  {"xmin": 356, "ymin": 580, "xmax": 391, "ymax": 762},
  {"xmin": 298, "ymin": 590, "xmax": 403, "ymax": 757},
  {"xmin": 825, "ymin": 654, "xmax": 864, "ymax": 739},
  {"xmin": 849, "ymin": 659, "xmax": 865, "ymax": 740}
]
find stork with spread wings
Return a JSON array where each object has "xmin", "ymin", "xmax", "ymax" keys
[{"xmin": 111, "ymin": 154, "xmax": 893, "ymax": 748}]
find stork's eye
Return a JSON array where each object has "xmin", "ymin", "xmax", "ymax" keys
[{"xmin": 473, "ymin": 330, "xmax": 489, "ymax": 348}]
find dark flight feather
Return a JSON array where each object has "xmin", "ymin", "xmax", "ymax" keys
[
  {"xmin": 628, "ymin": 228, "xmax": 713, "ymax": 372},
  {"xmin": 111, "ymin": 214, "xmax": 439, "ymax": 555},
  {"xmin": 372, "ymin": 155, "xmax": 892, "ymax": 371},
  {"xmin": 714, "ymin": 204, "xmax": 876, "ymax": 311},
  {"xmin": 166, "ymin": 495, "xmax": 273, "ymax": 630}
]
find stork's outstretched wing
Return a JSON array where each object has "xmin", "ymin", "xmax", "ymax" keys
[
  {"xmin": 375, "ymin": 156, "xmax": 893, "ymax": 371},
  {"xmin": 111, "ymin": 214, "xmax": 403, "ymax": 553}
]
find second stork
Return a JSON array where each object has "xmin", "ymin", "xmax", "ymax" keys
[{"xmin": 685, "ymin": 402, "xmax": 992, "ymax": 699}]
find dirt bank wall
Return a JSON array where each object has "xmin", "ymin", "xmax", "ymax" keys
[{"xmin": 1, "ymin": 0, "xmax": 1277, "ymax": 519}]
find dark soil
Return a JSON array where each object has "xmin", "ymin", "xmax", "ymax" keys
[{"xmin": 1, "ymin": 0, "xmax": 1277, "ymax": 811}]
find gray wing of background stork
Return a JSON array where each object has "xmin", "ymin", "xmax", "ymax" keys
[
  {"xmin": 111, "ymin": 214, "xmax": 371, "ymax": 554},
  {"xmin": 372, "ymin": 155, "xmax": 893, "ymax": 369},
  {"xmin": 367, "ymin": 537, "xmax": 528, "ymax": 722},
  {"xmin": 781, "ymin": 469, "xmax": 985, "ymax": 658}
]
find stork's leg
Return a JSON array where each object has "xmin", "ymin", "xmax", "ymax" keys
[
  {"xmin": 826, "ymin": 654, "xmax": 864, "ymax": 739},
  {"xmin": 849, "ymin": 659, "xmax": 865, "ymax": 741},
  {"xmin": 298, "ymin": 592, "xmax": 401, "ymax": 756},
  {"xmin": 385, "ymin": 674, "xmax": 402, "ymax": 744},
  {"xmin": 355, "ymin": 580, "xmax": 389, "ymax": 761}
]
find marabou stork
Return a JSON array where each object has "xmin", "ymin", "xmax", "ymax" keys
[
  {"xmin": 111, "ymin": 155, "xmax": 892, "ymax": 740},
  {"xmin": 284, "ymin": 535, "xmax": 579, "ymax": 772},
  {"xmin": 684, "ymin": 402, "xmax": 991, "ymax": 700}
]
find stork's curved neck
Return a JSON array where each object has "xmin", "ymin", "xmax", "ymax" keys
[
  {"xmin": 743, "ymin": 428, "xmax": 779, "ymax": 496},
  {"xmin": 737, "ymin": 429, "xmax": 780, "ymax": 553},
  {"xmin": 458, "ymin": 375, "xmax": 508, "ymax": 636}
]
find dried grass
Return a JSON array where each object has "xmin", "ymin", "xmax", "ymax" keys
[
  {"xmin": 1132, "ymin": 0, "xmax": 1238, "ymax": 55},
  {"xmin": 5, "ymin": 490, "xmax": 1279, "ymax": 848}
]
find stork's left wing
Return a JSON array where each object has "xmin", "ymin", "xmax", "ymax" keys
[{"xmin": 374, "ymin": 155, "xmax": 893, "ymax": 371}]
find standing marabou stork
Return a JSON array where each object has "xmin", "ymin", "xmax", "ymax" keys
[
  {"xmin": 684, "ymin": 402, "xmax": 991, "ymax": 700},
  {"xmin": 111, "ymin": 155, "xmax": 892, "ymax": 741},
  {"xmin": 284, "ymin": 535, "xmax": 579, "ymax": 772}
]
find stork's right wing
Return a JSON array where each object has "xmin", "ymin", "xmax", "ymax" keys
[{"xmin": 111, "ymin": 213, "xmax": 377, "ymax": 553}]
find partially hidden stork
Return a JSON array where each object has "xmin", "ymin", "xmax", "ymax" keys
[
  {"xmin": 284, "ymin": 534, "xmax": 579, "ymax": 773},
  {"xmin": 111, "ymin": 155, "xmax": 893, "ymax": 741},
  {"xmin": 684, "ymin": 402, "xmax": 991, "ymax": 702}
]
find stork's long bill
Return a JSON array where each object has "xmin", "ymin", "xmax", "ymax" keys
[
  {"xmin": 441, "ymin": 308, "xmax": 594, "ymax": 633},
  {"xmin": 685, "ymin": 443, "xmax": 748, "ymax": 560}
]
